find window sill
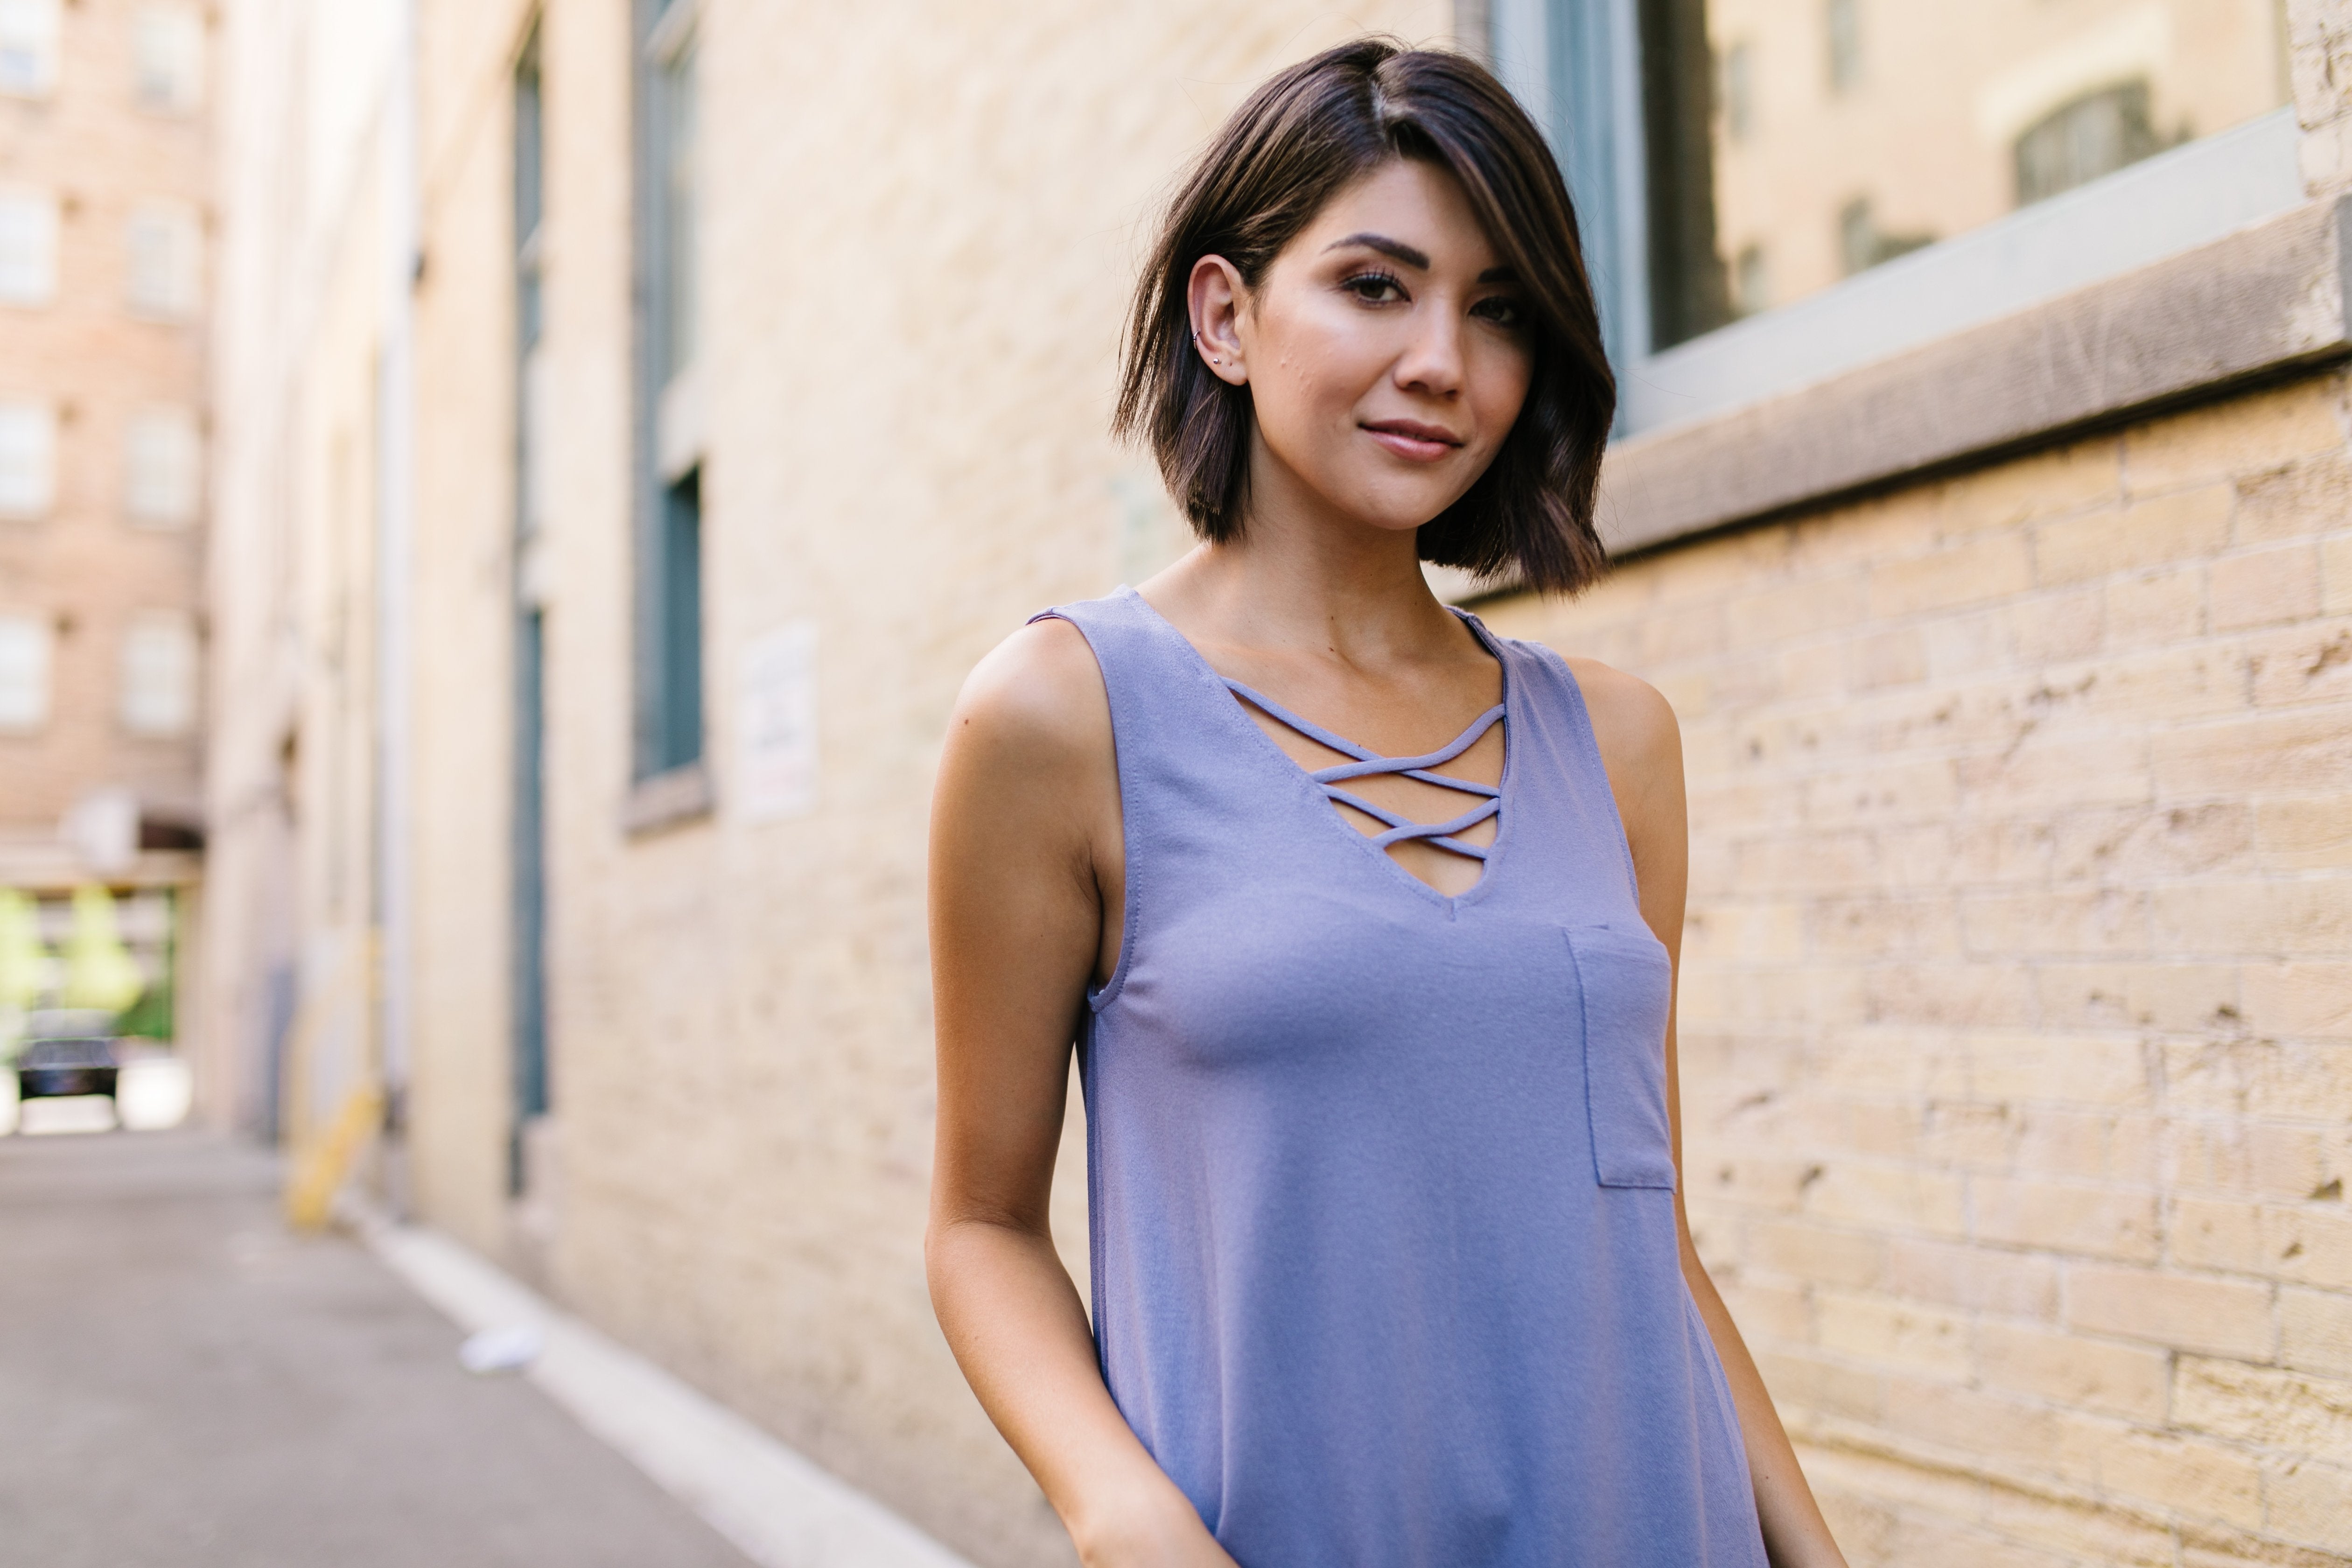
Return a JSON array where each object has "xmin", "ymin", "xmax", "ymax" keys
[
  {"xmin": 622, "ymin": 759, "xmax": 713, "ymax": 837},
  {"xmin": 1595, "ymin": 192, "xmax": 2352, "ymax": 559},
  {"xmin": 1617, "ymin": 109, "xmax": 2305, "ymax": 435}
]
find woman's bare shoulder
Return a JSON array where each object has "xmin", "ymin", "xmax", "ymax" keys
[
  {"xmin": 1557, "ymin": 654, "xmax": 1682, "ymax": 784},
  {"xmin": 944, "ymin": 616, "xmax": 1113, "ymax": 783}
]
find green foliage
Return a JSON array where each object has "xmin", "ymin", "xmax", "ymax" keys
[
  {"xmin": 60, "ymin": 885, "xmax": 144, "ymax": 1014},
  {"xmin": 114, "ymin": 975, "xmax": 175, "ymax": 1042},
  {"xmin": 0, "ymin": 888, "xmax": 45, "ymax": 1012}
]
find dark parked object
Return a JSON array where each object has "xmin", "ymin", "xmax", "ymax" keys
[{"xmin": 17, "ymin": 1038, "xmax": 119, "ymax": 1106}]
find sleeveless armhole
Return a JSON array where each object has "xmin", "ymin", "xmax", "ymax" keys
[
  {"xmin": 1517, "ymin": 635, "xmax": 1648, "ymax": 908},
  {"xmin": 1026, "ymin": 609, "xmax": 1141, "ymax": 1013}
]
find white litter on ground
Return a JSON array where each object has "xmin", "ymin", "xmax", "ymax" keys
[{"xmin": 458, "ymin": 1322, "xmax": 547, "ymax": 1374}]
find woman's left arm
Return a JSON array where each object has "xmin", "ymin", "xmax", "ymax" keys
[{"xmin": 1573, "ymin": 658, "xmax": 1849, "ymax": 1568}]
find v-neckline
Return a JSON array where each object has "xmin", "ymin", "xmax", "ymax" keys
[{"xmin": 1120, "ymin": 585, "xmax": 1518, "ymax": 913}]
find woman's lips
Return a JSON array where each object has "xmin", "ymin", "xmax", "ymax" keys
[{"xmin": 1362, "ymin": 421, "xmax": 1463, "ymax": 463}]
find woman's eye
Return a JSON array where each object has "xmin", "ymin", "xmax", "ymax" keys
[
  {"xmin": 1472, "ymin": 296, "xmax": 1525, "ymax": 328},
  {"xmin": 1343, "ymin": 271, "xmax": 1406, "ymax": 303}
]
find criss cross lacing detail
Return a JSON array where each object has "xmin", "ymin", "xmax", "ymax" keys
[{"xmin": 1223, "ymin": 679, "xmax": 1505, "ymax": 862}]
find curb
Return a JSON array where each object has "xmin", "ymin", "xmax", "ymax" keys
[{"xmin": 355, "ymin": 1211, "xmax": 978, "ymax": 1568}]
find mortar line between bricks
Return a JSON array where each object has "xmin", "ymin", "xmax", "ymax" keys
[{"xmin": 1790, "ymin": 1415, "xmax": 2204, "ymax": 1546}]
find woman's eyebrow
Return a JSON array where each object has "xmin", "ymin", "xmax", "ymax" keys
[
  {"xmin": 1324, "ymin": 232, "xmax": 1429, "ymax": 268},
  {"xmin": 1324, "ymin": 233, "xmax": 1519, "ymax": 286}
]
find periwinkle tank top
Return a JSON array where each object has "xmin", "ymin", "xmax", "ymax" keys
[{"xmin": 1036, "ymin": 586, "xmax": 1767, "ymax": 1568}]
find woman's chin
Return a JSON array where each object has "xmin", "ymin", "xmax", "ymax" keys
[{"xmin": 1336, "ymin": 487, "xmax": 1465, "ymax": 539}]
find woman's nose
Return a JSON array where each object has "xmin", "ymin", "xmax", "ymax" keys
[{"xmin": 1394, "ymin": 308, "xmax": 1465, "ymax": 397}]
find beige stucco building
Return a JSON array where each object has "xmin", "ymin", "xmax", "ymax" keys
[{"xmin": 203, "ymin": 1, "xmax": 2352, "ymax": 1564}]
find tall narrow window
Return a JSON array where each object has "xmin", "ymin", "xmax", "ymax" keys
[
  {"xmin": 659, "ymin": 34, "xmax": 696, "ymax": 385},
  {"xmin": 125, "ymin": 406, "xmax": 202, "ymax": 526},
  {"xmin": 126, "ymin": 200, "xmax": 201, "ymax": 320},
  {"xmin": 655, "ymin": 466, "xmax": 702, "ymax": 771},
  {"xmin": 0, "ymin": 0, "xmax": 59, "ymax": 99},
  {"xmin": 133, "ymin": 6, "xmax": 205, "ymax": 113},
  {"xmin": 633, "ymin": 0, "xmax": 703, "ymax": 783},
  {"xmin": 0, "ymin": 188, "xmax": 57, "ymax": 306},
  {"xmin": 1722, "ymin": 40, "xmax": 1755, "ymax": 144},
  {"xmin": 119, "ymin": 611, "xmax": 198, "ymax": 737},
  {"xmin": 1835, "ymin": 195, "xmax": 1932, "ymax": 277},
  {"xmin": 0, "ymin": 612, "xmax": 50, "ymax": 732},
  {"xmin": 1732, "ymin": 244, "xmax": 1768, "ymax": 317},
  {"xmin": 511, "ymin": 28, "xmax": 551, "ymax": 1187},
  {"xmin": 0, "ymin": 400, "xmax": 55, "ymax": 518},
  {"xmin": 1825, "ymin": 0, "xmax": 1861, "ymax": 94}
]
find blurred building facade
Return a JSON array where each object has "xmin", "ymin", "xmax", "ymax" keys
[
  {"xmin": 0, "ymin": 0, "xmax": 210, "ymax": 1051},
  {"xmin": 202, "ymin": 1, "xmax": 2352, "ymax": 1566}
]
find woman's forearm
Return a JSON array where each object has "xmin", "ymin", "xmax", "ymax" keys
[
  {"xmin": 926, "ymin": 1215, "xmax": 1232, "ymax": 1565},
  {"xmin": 1680, "ymin": 1239, "xmax": 1849, "ymax": 1568}
]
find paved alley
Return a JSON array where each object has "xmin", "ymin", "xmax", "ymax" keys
[{"xmin": 0, "ymin": 1128, "xmax": 753, "ymax": 1568}]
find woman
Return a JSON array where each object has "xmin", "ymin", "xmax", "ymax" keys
[{"xmin": 927, "ymin": 40, "xmax": 1846, "ymax": 1568}]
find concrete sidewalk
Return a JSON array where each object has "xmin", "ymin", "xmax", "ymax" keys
[{"xmin": 0, "ymin": 1128, "xmax": 755, "ymax": 1568}]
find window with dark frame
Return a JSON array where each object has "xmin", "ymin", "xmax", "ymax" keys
[
  {"xmin": 630, "ymin": 0, "xmax": 700, "ymax": 785},
  {"xmin": 633, "ymin": 0, "xmax": 703, "ymax": 784},
  {"xmin": 655, "ymin": 464, "xmax": 703, "ymax": 773},
  {"xmin": 2015, "ymin": 80, "xmax": 2177, "ymax": 206},
  {"xmin": 1498, "ymin": 0, "xmax": 2300, "ymax": 432},
  {"xmin": 511, "ymin": 24, "xmax": 551, "ymax": 1191}
]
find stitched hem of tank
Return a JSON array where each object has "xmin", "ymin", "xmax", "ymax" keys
[
  {"xmin": 1526, "ymin": 636, "xmax": 1645, "ymax": 905},
  {"xmin": 1049, "ymin": 603, "xmax": 1141, "ymax": 1013}
]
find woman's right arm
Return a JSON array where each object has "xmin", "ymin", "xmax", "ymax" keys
[{"xmin": 926, "ymin": 620, "xmax": 1237, "ymax": 1568}]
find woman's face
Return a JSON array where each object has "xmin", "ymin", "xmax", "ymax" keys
[{"xmin": 1191, "ymin": 157, "xmax": 1534, "ymax": 539}]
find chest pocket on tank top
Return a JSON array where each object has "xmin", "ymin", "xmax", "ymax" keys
[{"xmin": 1564, "ymin": 925, "xmax": 1678, "ymax": 1190}]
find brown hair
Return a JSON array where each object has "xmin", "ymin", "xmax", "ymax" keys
[{"xmin": 1114, "ymin": 39, "xmax": 1616, "ymax": 595}]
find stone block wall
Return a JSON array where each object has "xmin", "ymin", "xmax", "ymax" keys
[{"xmin": 1483, "ymin": 371, "xmax": 2352, "ymax": 1565}]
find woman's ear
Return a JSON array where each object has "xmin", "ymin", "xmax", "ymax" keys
[{"xmin": 1186, "ymin": 255, "xmax": 1249, "ymax": 385}]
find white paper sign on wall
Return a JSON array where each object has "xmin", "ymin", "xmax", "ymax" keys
[{"xmin": 738, "ymin": 620, "xmax": 819, "ymax": 822}]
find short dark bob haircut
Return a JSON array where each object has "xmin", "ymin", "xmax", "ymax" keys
[{"xmin": 1115, "ymin": 39, "xmax": 1616, "ymax": 595}]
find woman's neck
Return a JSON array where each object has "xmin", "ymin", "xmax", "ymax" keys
[{"xmin": 1143, "ymin": 446, "xmax": 1470, "ymax": 672}]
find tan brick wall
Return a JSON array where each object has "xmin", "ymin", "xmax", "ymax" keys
[
  {"xmin": 0, "ymin": 0, "xmax": 209, "ymax": 841},
  {"xmin": 1483, "ymin": 371, "xmax": 2352, "ymax": 1566}
]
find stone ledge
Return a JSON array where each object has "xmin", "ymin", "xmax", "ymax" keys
[
  {"xmin": 622, "ymin": 759, "xmax": 714, "ymax": 837},
  {"xmin": 0, "ymin": 833, "xmax": 203, "ymax": 890},
  {"xmin": 1596, "ymin": 193, "xmax": 2352, "ymax": 558}
]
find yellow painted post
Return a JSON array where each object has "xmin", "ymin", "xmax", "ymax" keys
[
  {"xmin": 276, "ymin": 931, "xmax": 382, "ymax": 1230},
  {"xmin": 284, "ymin": 1082, "xmax": 385, "ymax": 1231}
]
